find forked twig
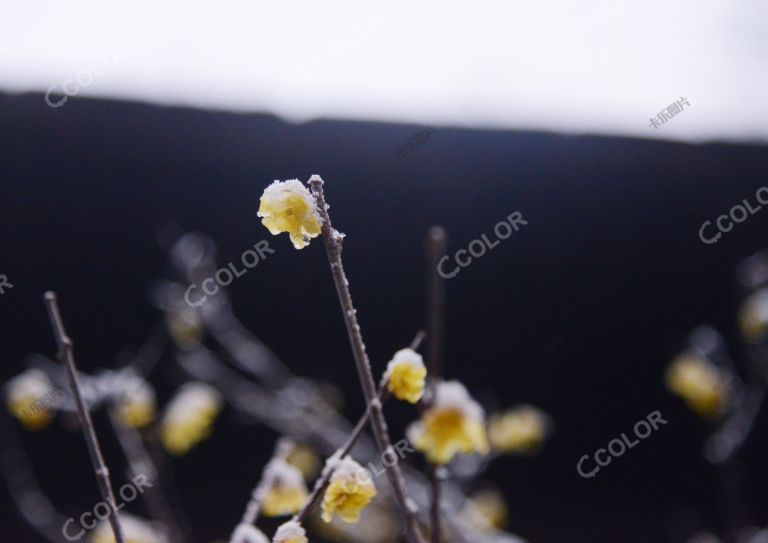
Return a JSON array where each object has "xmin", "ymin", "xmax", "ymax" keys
[
  {"xmin": 43, "ymin": 292, "xmax": 125, "ymax": 543},
  {"xmin": 309, "ymin": 174, "xmax": 426, "ymax": 543}
]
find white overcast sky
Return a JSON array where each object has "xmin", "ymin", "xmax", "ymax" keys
[{"xmin": 1, "ymin": 0, "xmax": 766, "ymax": 143}]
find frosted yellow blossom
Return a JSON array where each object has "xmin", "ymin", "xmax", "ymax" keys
[
  {"xmin": 383, "ymin": 348, "xmax": 427, "ymax": 404},
  {"xmin": 273, "ymin": 520, "xmax": 308, "ymax": 543},
  {"xmin": 90, "ymin": 513, "xmax": 166, "ymax": 543},
  {"xmin": 287, "ymin": 444, "xmax": 321, "ymax": 479},
  {"xmin": 261, "ymin": 459, "xmax": 309, "ymax": 517},
  {"xmin": 408, "ymin": 380, "xmax": 489, "ymax": 465},
  {"xmin": 321, "ymin": 456, "xmax": 378, "ymax": 523},
  {"xmin": 488, "ymin": 405, "xmax": 551, "ymax": 454},
  {"xmin": 161, "ymin": 382, "xmax": 222, "ymax": 455},
  {"xmin": 738, "ymin": 289, "xmax": 768, "ymax": 344},
  {"xmin": 463, "ymin": 489, "xmax": 508, "ymax": 531},
  {"xmin": 5, "ymin": 369, "xmax": 58, "ymax": 431},
  {"xmin": 258, "ymin": 179, "xmax": 323, "ymax": 249},
  {"xmin": 115, "ymin": 379, "xmax": 156, "ymax": 429},
  {"xmin": 665, "ymin": 354, "xmax": 730, "ymax": 420}
]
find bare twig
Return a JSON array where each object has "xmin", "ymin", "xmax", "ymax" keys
[
  {"xmin": 43, "ymin": 292, "xmax": 125, "ymax": 543},
  {"xmin": 425, "ymin": 226, "xmax": 447, "ymax": 543},
  {"xmin": 309, "ymin": 174, "xmax": 426, "ymax": 543},
  {"xmin": 107, "ymin": 410, "xmax": 185, "ymax": 543}
]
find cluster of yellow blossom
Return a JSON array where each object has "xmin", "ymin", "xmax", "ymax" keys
[
  {"xmin": 261, "ymin": 459, "xmax": 309, "ymax": 517},
  {"xmin": 321, "ymin": 456, "xmax": 378, "ymax": 523},
  {"xmin": 273, "ymin": 520, "xmax": 309, "ymax": 543},
  {"xmin": 665, "ymin": 354, "xmax": 730, "ymax": 419},
  {"xmin": 383, "ymin": 348, "xmax": 427, "ymax": 404},
  {"xmin": 91, "ymin": 513, "xmax": 166, "ymax": 543},
  {"xmin": 258, "ymin": 180, "xmax": 323, "ymax": 250},
  {"xmin": 408, "ymin": 381, "xmax": 489, "ymax": 465},
  {"xmin": 5, "ymin": 369, "xmax": 58, "ymax": 431},
  {"xmin": 738, "ymin": 289, "xmax": 768, "ymax": 344},
  {"xmin": 488, "ymin": 405, "xmax": 551, "ymax": 454},
  {"xmin": 115, "ymin": 378, "xmax": 156, "ymax": 429},
  {"xmin": 161, "ymin": 382, "xmax": 222, "ymax": 455}
]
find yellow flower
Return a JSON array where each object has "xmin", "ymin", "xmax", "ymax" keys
[
  {"xmin": 738, "ymin": 289, "xmax": 768, "ymax": 344},
  {"xmin": 488, "ymin": 405, "xmax": 551, "ymax": 454},
  {"xmin": 321, "ymin": 456, "xmax": 377, "ymax": 523},
  {"xmin": 665, "ymin": 354, "xmax": 730, "ymax": 420},
  {"xmin": 273, "ymin": 520, "xmax": 308, "ymax": 543},
  {"xmin": 5, "ymin": 369, "xmax": 58, "ymax": 431},
  {"xmin": 261, "ymin": 459, "xmax": 309, "ymax": 517},
  {"xmin": 258, "ymin": 179, "xmax": 323, "ymax": 249},
  {"xmin": 462, "ymin": 489, "xmax": 508, "ymax": 531},
  {"xmin": 287, "ymin": 444, "xmax": 321, "ymax": 479},
  {"xmin": 383, "ymin": 348, "xmax": 427, "ymax": 404},
  {"xmin": 161, "ymin": 382, "xmax": 222, "ymax": 455},
  {"xmin": 408, "ymin": 381, "xmax": 489, "ymax": 465},
  {"xmin": 115, "ymin": 379, "xmax": 156, "ymax": 429},
  {"xmin": 90, "ymin": 513, "xmax": 165, "ymax": 543}
]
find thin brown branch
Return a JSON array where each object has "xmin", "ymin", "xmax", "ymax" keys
[
  {"xmin": 43, "ymin": 292, "xmax": 125, "ymax": 543},
  {"xmin": 309, "ymin": 174, "xmax": 426, "ymax": 543}
]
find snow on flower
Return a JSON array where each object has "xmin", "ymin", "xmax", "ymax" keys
[
  {"xmin": 258, "ymin": 179, "xmax": 323, "ymax": 250},
  {"xmin": 321, "ymin": 456, "xmax": 377, "ymax": 524},
  {"xmin": 273, "ymin": 520, "xmax": 308, "ymax": 543},
  {"xmin": 115, "ymin": 378, "xmax": 156, "ymax": 429},
  {"xmin": 383, "ymin": 348, "xmax": 427, "ymax": 404},
  {"xmin": 408, "ymin": 380, "xmax": 489, "ymax": 465},
  {"xmin": 161, "ymin": 382, "xmax": 222, "ymax": 455},
  {"xmin": 5, "ymin": 369, "xmax": 57, "ymax": 431},
  {"xmin": 231, "ymin": 523, "xmax": 270, "ymax": 543},
  {"xmin": 261, "ymin": 458, "xmax": 309, "ymax": 517}
]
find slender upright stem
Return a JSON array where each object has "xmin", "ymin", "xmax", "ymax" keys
[
  {"xmin": 425, "ymin": 227, "xmax": 447, "ymax": 543},
  {"xmin": 295, "ymin": 330, "xmax": 425, "ymax": 524},
  {"xmin": 43, "ymin": 292, "xmax": 125, "ymax": 543},
  {"xmin": 309, "ymin": 175, "xmax": 425, "ymax": 543},
  {"xmin": 108, "ymin": 410, "xmax": 184, "ymax": 543}
]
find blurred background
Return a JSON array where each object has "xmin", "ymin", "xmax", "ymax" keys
[{"xmin": 1, "ymin": 1, "xmax": 768, "ymax": 542}]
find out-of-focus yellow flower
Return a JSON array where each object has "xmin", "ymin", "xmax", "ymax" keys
[
  {"xmin": 262, "ymin": 459, "xmax": 309, "ymax": 517},
  {"xmin": 90, "ymin": 513, "xmax": 166, "ymax": 543},
  {"xmin": 488, "ymin": 405, "xmax": 551, "ymax": 454},
  {"xmin": 462, "ymin": 489, "xmax": 508, "ymax": 531},
  {"xmin": 383, "ymin": 348, "xmax": 427, "ymax": 404},
  {"xmin": 738, "ymin": 289, "xmax": 768, "ymax": 344},
  {"xmin": 258, "ymin": 179, "xmax": 323, "ymax": 250},
  {"xmin": 161, "ymin": 382, "xmax": 222, "ymax": 455},
  {"xmin": 287, "ymin": 444, "xmax": 321, "ymax": 479},
  {"xmin": 231, "ymin": 523, "xmax": 269, "ymax": 543},
  {"xmin": 166, "ymin": 306, "xmax": 204, "ymax": 350},
  {"xmin": 665, "ymin": 354, "xmax": 730, "ymax": 420},
  {"xmin": 408, "ymin": 381, "xmax": 489, "ymax": 465},
  {"xmin": 321, "ymin": 456, "xmax": 377, "ymax": 523},
  {"xmin": 273, "ymin": 520, "xmax": 308, "ymax": 543},
  {"xmin": 5, "ymin": 369, "xmax": 58, "ymax": 431},
  {"xmin": 115, "ymin": 380, "xmax": 156, "ymax": 429}
]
